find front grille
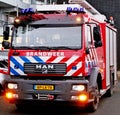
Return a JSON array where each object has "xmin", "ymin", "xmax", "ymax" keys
[{"xmin": 24, "ymin": 63, "xmax": 66, "ymax": 74}]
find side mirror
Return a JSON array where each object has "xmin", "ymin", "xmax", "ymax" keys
[
  {"xmin": 2, "ymin": 41, "xmax": 10, "ymax": 49},
  {"xmin": 93, "ymin": 26, "xmax": 101, "ymax": 42},
  {"xmin": 3, "ymin": 26, "xmax": 10, "ymax": 40},
  {"xmin": 93, "ymin": 26, "xmax": 102, "ymax": 48},
  {"xmin": 94, "ymin": 41, "xmax": 102, "ymax": 48}
]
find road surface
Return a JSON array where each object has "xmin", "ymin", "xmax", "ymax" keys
[{"xmin": 0, "ymin": 80, "xmax": 120, "ymax": 115}]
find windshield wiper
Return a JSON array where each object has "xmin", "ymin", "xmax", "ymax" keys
[
  {"xmin": 13, "ymin": 46, "xmax": 52, "ymax": 50},
  {"xmin": 51, "ymin": 46, "xmax": 80, "ymax": 50},
  {"xmin": 34, "ymin": 46, "xmax": 51, "ymax": 50},
  {"xmin": 12, "ymin": 46, "xmax": 80, "ymax": 50},
  {"xmin": 12, "ymin": 46, "xmax": 36, "ymax": 50}
]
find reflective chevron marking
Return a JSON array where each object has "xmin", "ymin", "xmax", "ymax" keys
[{"xmin": 10, "ymin": 55, "xmax": 83, "ymax": 76}]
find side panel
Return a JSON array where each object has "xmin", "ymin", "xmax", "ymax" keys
[
  {"xmin": 106, "ymin": 27, "xmax": 110, "ymax": 86},
  {"xmin": 106, "ymin": 26, "xmax": 117, "ymax": 86},
  {"xmin": 113, "ymin": 30, "xmax": 117, "ymax": 81}
]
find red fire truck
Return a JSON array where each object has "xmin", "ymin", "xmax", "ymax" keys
[{"xmin": 2, "ymin": 0, "xmax": 117, "ymax": 112}]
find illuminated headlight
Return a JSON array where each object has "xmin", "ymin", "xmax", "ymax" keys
[
  {"xmin": 7, "ymin": 83, "xmax": 18, "ymax": 89},
  {"xmin": 72, "ymin": 85, "xmax": 85, "ymax": 91}
]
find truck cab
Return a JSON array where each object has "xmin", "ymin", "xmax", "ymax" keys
[{"xmin": 2, "ymin": 1, "xmax": 117, "ymax": 112}]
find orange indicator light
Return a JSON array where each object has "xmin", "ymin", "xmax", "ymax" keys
[
  {"xmin": 6, "ymin": 92, "xmax": 13, "ymax": 99},
  {"xmin": 79, "ymin": 94, "xmax": 88, "ymax": 102}
]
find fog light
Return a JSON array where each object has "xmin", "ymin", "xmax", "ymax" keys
[
  {"xmin": 8, "ymin": 83, "xmax": 18, "ymax": 89},
  {"xmin": 72, "ymin": 85, "xmax": 85, "ymax": 91},
  {"xmin": 79, "ymin": 94, "xmax": 88, "ymax": 102},
  {"xmin": 71, "ymin": 96, "xmax": 79, "ymax": 100},
  {"xmin": 5, "ymin": 92, "xmax": 18, "ymax": 99},
  {"xmin": 6, "ymin": 92, "xmax": 13, "ymax": 99}
]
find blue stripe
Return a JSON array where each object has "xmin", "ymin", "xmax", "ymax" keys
[
  {"xmin": 20, "ymin": 56, "xmax": 31, "ymax": 63},
  {"xmin": 33, "ymin": 56, "xmax": 45, "ymax": 64},
  {"xmin": 10, "ymin": 67, "xmax": 20, "ymax": 75},
  {"xmin": 10, "ymin": 56, "xmax": 46, "ymax": 75},
  {"xmin": 10, "ymin": 56, "xmax": 24, "ymax": 71}
]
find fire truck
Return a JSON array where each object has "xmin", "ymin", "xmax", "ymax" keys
[{"xmin": 1, "ymin": 0, "xmax": 117, "ymax": 112}]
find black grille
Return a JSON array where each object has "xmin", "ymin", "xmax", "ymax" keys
[{"xmin": 24, "ymin": 63, "xmax": 66, "ymax": 74}]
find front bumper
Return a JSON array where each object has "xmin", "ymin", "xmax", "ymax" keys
[{"xmin": 4, "ymin": 78, "xmax": 94, "ymax": 105}]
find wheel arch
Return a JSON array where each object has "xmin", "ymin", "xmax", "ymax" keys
[{"xmin": 89, "ymin": 67, "xmax": 102, "ymax": 89}]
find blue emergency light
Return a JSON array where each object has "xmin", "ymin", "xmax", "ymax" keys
[
  {"xmin": 66, "ymin": 7, "xmax": 85, "ymax": 13},
  {"xmin": 21, "ymin": 8, "xmax": 35, "ymax": 14}
]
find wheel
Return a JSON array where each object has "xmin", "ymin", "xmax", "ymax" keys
[
  {"xmin": 16, "ymin": 103, "xmax": 36, "ymax": 110},
  {"xmin": 0, "ymin": 85, "xmax": 4, "ymax": 96},
  {"xmin": 16, "ymin": 104, "xmax": 24, "ymax": 110},
  {"xmin": 88, "ymin": 85, "xmax": 100, "ymax": 112},
  {"xmin": 88, "ymin": 95, "xmax": 99, "ymax": 112},
  {"xmin": 16, "ymin": 103, "xmax": 29, "ymax": 110}
]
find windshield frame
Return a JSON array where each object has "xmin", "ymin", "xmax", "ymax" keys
[{"xmin": 12, "ymin": 24, "xmax": 83, "ymax": 50}]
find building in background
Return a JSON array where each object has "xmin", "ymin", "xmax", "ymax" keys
[
  {"xmin": 0, "ymin": 0, "xmax": 64, "ymax": 36},
  {"xmin": 0, "ymin": 0, "xmax": 58, "ymax": 27},
  {"xmin": 0, "ymin": 0, "xmax": 120, "ymax": 69},
  {"xmin": 0, "ymin": 0, "xmax": 30, "ymax": 35}
]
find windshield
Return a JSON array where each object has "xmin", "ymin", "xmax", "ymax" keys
[{"xmin": 12, "ymin": 25, "xmax": 82, "ymax": 49}]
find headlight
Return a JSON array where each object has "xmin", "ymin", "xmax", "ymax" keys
[
  {"xmin": 7, "ymin": 83, "xmax": 18, "ymax": 89},
  {"xmin": 72, "ymin": 85, "xmax": 85, "ymax": 91}
]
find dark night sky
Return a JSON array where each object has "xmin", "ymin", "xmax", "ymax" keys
[{"xmin": 87, "ymin": 0, "xmax": 120, "ymax": 70}]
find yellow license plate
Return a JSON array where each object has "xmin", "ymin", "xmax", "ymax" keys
[{"xmin": 34, "ymin": 85, "xmax": 54, "ymax": 90}]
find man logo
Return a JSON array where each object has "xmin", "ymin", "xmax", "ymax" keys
[
  {"xmin": 35, "ymin": 64, "xmax": 54, "ymax": 69},
  {"xmin": 35, "ymin": 64, "xmax": 54, "ymax": 74}
]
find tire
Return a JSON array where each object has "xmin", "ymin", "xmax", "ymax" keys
[
  {"xmin": 16, "ymin": 104, "xmax": 24, "ymax": 110},
  {"xmin": 0, "ymin": 85, "xmax": 4, "ymax": 96},
  {"xmin": 16, "ymin": 103, "xmax": 29, "ymax": 110},
  {"xmin": 16, "ymin": 103, "xmax": 34, "ymax": 110},
  {"xmin": 88, "ymin": 85, "xmax": 100, "ymax": 112}
]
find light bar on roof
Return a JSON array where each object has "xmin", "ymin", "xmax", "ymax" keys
[
  {"xmin": 66, "ymin": 7, "xmax": 85, "ymax": 13},
  {"xmin": 69, "ymin": 0, "xmax": 101, "ymax": 15},
  {"xmin": 21, "ymin": 8, "xmax": 35, "ymax": 14},
  {"xmin": 36, "ymin": 4, "xmax": 81, "ymax": 12},
  {"xmin": 69, "ymin": 0, "xmax": 84, "ymax": 4}
]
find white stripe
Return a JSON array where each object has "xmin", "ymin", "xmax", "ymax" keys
[
  {"xmin": 51, "ymin": 56, "xmax": 65, "ymax": 63},
  {"xmin": 66, "ymin": 55, "xmax": 79, "ymax": 66},
  {"xmin": 91, "ymin": 48, "xmax": 97, "ymax": 62},
  {"xmin": 40, "ymin": 56, "xmax": 51, "ymax": 62},
  {"xmin": 65, "ymin": 61, "xmax": 82, "ymax": 76},
  {"xmin": 93, "ymin": 48, "xmax": 98, "ymax": 63},
  {"xmin": 10, "ymin": 61, "xmax": 25, "ymax": 75},
  {"xmin": 13, "ymin": 56, "xmax": 25, "ymax": 64},
  {"xmin": 14, "ymin": 56, "xmax": 50, "ymax": 63},
  {"xmin": 78, "ymin": 73, "xmax": 82, "ymax": 76},
  {"xmin": 29, "ymin": 57, "xmax": 37, "ymax": 62},
  {"xmin": 87, "ymin": 54, "xmax": 91, "ymax": 61},
  {"xmin": 91, "ymin": 48, "xmax": 95, "ymax": 57},
  {"xmin": 89, "ymin": 49, "xmax": 93, "ymax": 60}
]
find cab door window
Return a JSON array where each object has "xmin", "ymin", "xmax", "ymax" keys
[{"xmin": 86, "ymin": 25, "xmax": 92, "ymax": 47}]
